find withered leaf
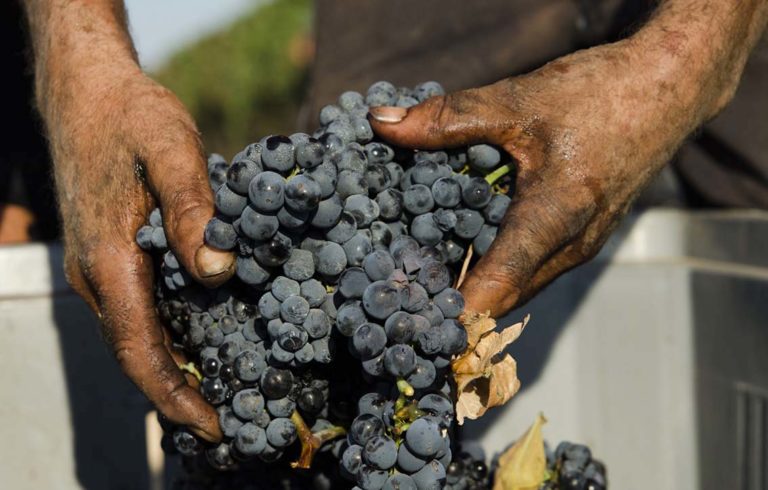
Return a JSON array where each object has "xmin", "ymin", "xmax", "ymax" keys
[
  {"xmin": 493, "ymin": 413, "xmax": 548, "ymax": 490},
  {"xmin": 453, "ymin": 312, "xmax": 529, "ymax": 424}
]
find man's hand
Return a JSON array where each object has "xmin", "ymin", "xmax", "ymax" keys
[
  {"xmin": 371, "ymin": 0, "xmax": 768, "ymax": 317},
  {"xmin": 23, "ymin": 1, "xmax": 235, "ymax": 440}
]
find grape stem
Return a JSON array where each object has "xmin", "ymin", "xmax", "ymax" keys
[
  {"xmin": 485, "ymin": 163, "xmax": 513, "ymax": 185},
  {"xmin": 178, "ymin": 362, "xmax": 202, "ymax": 382},
  {"xmin": 396, "ymin": 378, "xmax": 415, "ymax": 397},
  {"xmin": 454, "ymin": 244, "xmax": 474, "ymax": 289},
  {"xmin": 289, "ymin": 410, "xmax": 346, "ymax": 469}
]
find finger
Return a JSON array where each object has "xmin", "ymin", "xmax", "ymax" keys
[
  {"xmin": 460, "ymin": 187, "xmax": 596, "ymax": 317},
  {"xmin": 368, "ymin": 87, "xmax": 511, "ymax": 149},
  {"xmin": 87, "ymin": 243, "xmax": 222, "ymax": 442},
  {"xmin": 140, "ymin": 124, "xmax": 235, "ymax": 287}
]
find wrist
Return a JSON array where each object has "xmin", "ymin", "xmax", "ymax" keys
[
  {"xmin": 629, "ymin": 0, "xmax": 768, "ymax": 124},
  {"xmin": 33, "ymin": 1, "xmax": 139, "ymax": 120}
]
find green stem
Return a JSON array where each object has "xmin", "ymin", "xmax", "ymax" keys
[
  {"xmin": 178, "ymin": 362, "xmax": 202, "ymax": 382},
  {"xmin": 397, "ymin": 378, "xmax": 415, "ymax": 397},
  {"xmin": 485, "ymin": 163, "xmax": 514, "ymax": 185}
]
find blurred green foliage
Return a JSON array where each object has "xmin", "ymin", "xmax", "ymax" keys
[{"xmin": 154, "ymin": 0, "xmax": 313, "ymax": 159}]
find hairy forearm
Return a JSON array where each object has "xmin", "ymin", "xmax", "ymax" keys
[
  {"xmin": 21, "ymin": 0, "xmax": 138, "ymax": 121},
  {"xmin": 635, "ymin": 0, "xmax": 768, "ymax": 123}
]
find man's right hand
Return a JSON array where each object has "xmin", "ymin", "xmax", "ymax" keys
[{"xmin": 22, "ymin": 0, "xmax": 235, "ymax": 441}]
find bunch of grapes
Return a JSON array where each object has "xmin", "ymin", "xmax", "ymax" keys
[
  {"xmin": 137, "ymin": 80, "xmax": 524, "ymax": 489},
  {"xmin": 541, "ymin": 442, "xmax": 607, "ymax": 490}
]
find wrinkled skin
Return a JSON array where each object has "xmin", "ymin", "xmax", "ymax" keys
[
  {"xmin": 372, "ymin": 1, "xmax": 768, "ymax": 317},
  {"xmin": 23, "ymin": 1, "xmax": 235, "ymax": 441},
  {"xmin": 22, "ymin": 0, "xmax": 767, "ymax": 441},
  {"xmin": 51, "ymin": 65, "xmax": 235, "ymax": 441}
]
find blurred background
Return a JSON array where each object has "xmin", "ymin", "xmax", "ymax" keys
[{"xmin": 1, "ymin": 1, "xmax": 767, "ymax": 489}]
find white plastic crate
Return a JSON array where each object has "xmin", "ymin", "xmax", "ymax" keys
[{"xmin": 1, "ymin": 209, "xmax": 766, "ymax": 489}]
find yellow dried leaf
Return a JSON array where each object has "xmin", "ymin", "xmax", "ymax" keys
[
  {"xmin": 493, "ymin": 413, "xmax": 548, "ymax": 490},
  {"xmin": 452, "ymin": 313, "xmax": 529, "ymax": 424}
]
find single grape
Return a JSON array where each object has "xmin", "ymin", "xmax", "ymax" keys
[
  {"xmin": 248, "ymin": 171, "xmax": 285, "ymax": 212},
  {"xmin": 337, "ymin": 170, "xmax": 370, "ymax": 199},
  {"xmin": 432, "ymin": 288, "xmax": 465, "ymax": 318},
  {"xmin": 410, "ymin": 213, "xmax": 443, "ymax": 247},
  {"xmin": 271, "ymin": 276, "xmax": 300, "ymax": 302},
  {"xmin": 266, "ymin": 418, "xmax": 297, "ymax": 448},
  {"xmin": 384, "ymin": 311, "xmax": 416, "ymax": 343},
  {"xmin": 358, "ymin": 392, "xmax": 388, "ymax": 418},
  {"xmin": 383, "ymin": 474, "xmax": 417, "ymax": 490},
  {"xmin": 364, "ymin": 142, "xmax": 395, "ymax": 165},
  {"xmin": 260, "ymin": 367, "xmax": 294, "ymax": 399},
  {"xmin": 454, "ymin": 209, "xmax": 485, "ymax": 239},
  {"xmin": 234, "ymin": 423, "xmax": 267, "ymax": 456},
  {"xmin": 345, "ymin": 194, "xmax": 380, "ymax": 228},
  {"xmin": 300, "ymin": 279, "xmax": 327, "ymax": 307},
  {"xmin": 342, "ymin": 444, "xmax": 364, "ymax": 475},
  {"xmin": 233, "ymin": 350, "xmax": 267, "ymax": 382},
  {"xmin": 285, "ymin": 174, "xmax": 322, "ymax": 212},
  {"xmin": 205, "ymin": 217, "xmax": 237, "ymax": 250},
  {"xmin": 296, "ymin": 138, "xmax": 325, "ymax": 168},
  {"xmin": 383, "ymin": 344, "xmax": 417, "ymax": 377},
  {"xmin": 362, "ymin": 281, "xmax": 402, "ymax": 320},
  {"xmin": 314, "ymin": 241, "xmax": 348, "ymax": 276},
  {"xmin": 253, "ymin": 232, "xmax": 293, "ymax": 267},
  {"xmin": 232, "ymin": 389, "xmax": 265, "ymax": 420},
  {"xmin": 352, "ymin": 323, "xmax": 388, "ymax": 360},
  {"xmin": 397, "ymin": 442, "xmax": 428, "ymax": 473},
  {"xmin": 326, "ymin": 211, "xmax": 358, "ymax": 243},
  {"xmin": 461, "ymin": 177, "xmax": 492, "ymax": 209},
  {"xmin": 337, "ymin": 301, "xmax": 368, "ymax": 337},
  {"xmin": 227, "ymin": 158, "xmax": 262, "ymax": 195},
  {"xmin": 484, "ymin": 193, "xmax": 511, "ymax": 224},
  {"xmin": 343, "ymin": 232, "xmax": 373, "ymax": 267},
  {"xmin": 431, "ymin": 177, "xmax": 461, "ymax": 208},
  {"xmin": 414, "ymin": 81, "xmax": 445, "ymax": 102},
  {"xmin": 218, "ymin": 406, "xmax": 244, "ymax": 438},
  {"xmin": 277, "ymin": 322, "xmax": 309, "ymax": 352},
  {"xmin": 311, "ymin": 193, "xmax": 344, "ymax": 229},
  {"xmin": 467, "ymin": 144, "xmax": 502, "ymax": 171},
  {"xmin": 417, "ymin": 260, "xmax": 451, "ymax": 294},
  {"xmin": 403, "ymin": 184, "xmax": 435, "ymax": 214},
  {"xmin": 261, "ymin": 135, "xmax": 295, "ymax": 172},
  {"xmin": 412, "ymin": 460, "xmax": 446, "ymax": 490},
  {"xmin": 406, "ymin": 357, "xmax": 436, "ymax": 390},
  {"xmin": 339, "ymin": 267, "xmax": 373, "ymax": 299},
  {"xmin": 266, "ymin": 396, "xmax": 296, "ymax": 418},
  {"xmin": 363, "ymin": 435, "xmax": 398, "ymax": 470},
  {"xmin": 364, "ymin": 165, "xmax": 393, "ymax": 194},
  {"xmin": 280, "ymin": 295, "xmax": 310, "ymax": 324},
  {"xmin": 350, "ymin": 413, "xmax": 385, "ymax": 446}
]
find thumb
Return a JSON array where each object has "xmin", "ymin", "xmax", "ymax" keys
[
  {"xmin": 142, "ymin": 132, "xmax": 235, "ymax": 287},
  {"xmin": 459, "ymin": 190, "xmax": 581, "ymax": 318},
  {"xmin": 368, "ymin": 87, "xmax": 509, "ymax": 149}
]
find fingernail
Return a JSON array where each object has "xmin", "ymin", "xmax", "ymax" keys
[
  {"xmin": 369, "ymin": 106, "xmax": 408, "ymax": 123},
  {"xmin": 195, "ymin": 246, "xmax": 235, "ymax": 278}
]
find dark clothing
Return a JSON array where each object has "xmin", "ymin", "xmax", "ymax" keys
[
  {"xmin": 1, "ymin": 0, "xmax": 766, "ymax": 235},
  {"xmin": 305, "ymin": 0, "xmax": 768, "ymax": 209},
  {"xmin": 0, "ymin": 0, "xmax": 59, "ymax": 240}
]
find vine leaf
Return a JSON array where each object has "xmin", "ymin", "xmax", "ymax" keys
[
  {"xmin": 452, "ymin": 312, "xmax": 529, "ymax": 424},
  {"xmin": 493, "ymin": 413, "xmax": 548, "ymax": 490}
]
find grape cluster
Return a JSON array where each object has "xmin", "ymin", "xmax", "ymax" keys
[
  {"xmin": 542, "ymin": 442, "xmax": 607, "ymax": 490},
  {"xmin": 445, "ymin": 450, "xmax": 490, "ymax": 490},
  {"xmin": 138, "ymin": 80, "xmax": 519, "ymax": 488}
]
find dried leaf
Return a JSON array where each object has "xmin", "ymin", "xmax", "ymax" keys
[
  {"xmin": 452, "ymin": 312, "xmax": 529, "ymax": 424},
  {"xmin": 493, "ymin": 413, "xmax": 548, "ymax": 490}
]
